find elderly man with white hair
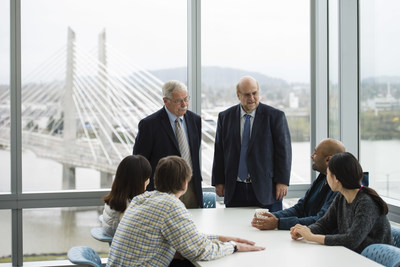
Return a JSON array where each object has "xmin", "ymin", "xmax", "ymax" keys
[{"xmin": 133, "ymin": 80, "xmax": 203, "ymax": 208}]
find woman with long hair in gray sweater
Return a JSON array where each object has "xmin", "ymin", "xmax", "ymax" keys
[
  {"xmin": 290, "ymin": 152, "xmax": 393, "ymax": 253},
  {"xmin": 102, "ymin": 155, "xmax": 151, "ymax": 236}
]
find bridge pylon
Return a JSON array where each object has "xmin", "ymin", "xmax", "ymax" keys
[
  {"xmin": 98, "ymin": 28, "xmax": 113, "ymax": 188},
  {"xmin": 62, "ymin": 27, "xmax": 77, "ymax": 190}
]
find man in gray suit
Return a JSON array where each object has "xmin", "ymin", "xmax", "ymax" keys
[{"xmin": 212, "ymin": 76, "xmax": 292, "ymax": 211}]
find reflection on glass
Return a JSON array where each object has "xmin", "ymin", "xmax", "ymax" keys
[
  {"xmin": 359, "ymin": 0, "xmax": 400, "ymax": 199},
  {"xmin": 23, "ymin": 207, "xmax": 107, "ymax": 261},
  {"xmin": 328, "ymin": 0, "xmax": 340, "ymax": 139},
  {"xmin": 0, "ymin": 0, "xmax": 10, "ymax": 193},
  {"xmin": 20, "ymin": 0, "xmax": 187, "ymax": 192},
  {"xmin": 0, "ymin": 210, "xmax": 11, "ymax": 262},
  {"xmin": 201, "ymin": 0, "xmax": 311, "ymax": 184}
]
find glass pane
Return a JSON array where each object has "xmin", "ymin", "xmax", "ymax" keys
[
  {"xmin": 328, "ymin": 0, "xmax": 340, "ymax": 139},
  {"xmin": 23, "ymin": 207, "xmax": 107, "ymax": 262},
  {"xmin": 201, "ymin": 0, "xmax": 311, "ymax": 185},
  {"xmin": 0, "ymin": 210, "xmax": 11, "ymax": 263},
  {"xmin": 0, "ymin": 0, "xmax": 10, "ymax": 193},
  {"xmin": 359, "ymin": 0, "xmax": 400, "ymax": 199},
  {"xmin": 21, "ymin": 0, "xmax": 187, "ymax": 192}
]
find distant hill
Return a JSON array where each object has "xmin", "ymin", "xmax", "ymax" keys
[
  {"xmin": 149, "ymin": 66, "xmax": 289, "ymax": 88},
  {"xmin": 362, "ymin": 76, "xmax": 400, "ymax": 84}
]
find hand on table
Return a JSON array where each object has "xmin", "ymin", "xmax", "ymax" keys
[
  {"xmin": 219, "ymin": 235, "xmax": 265, "ymax": 252},
  {"xmin": 290, "ymin": 224, "xmax": 325, "ymax": 245},
  {"xmin": 290, "ymin": 224, "xmax": 311, "ymax": 240},
  {"xmin": 251, "ymin": 212, "xmax": 279, "ymax": 230}
]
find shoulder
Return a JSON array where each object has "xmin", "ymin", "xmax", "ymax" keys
[
  {"xmin": 185, "ymin": 110, "xmax": 201, "ymax": 122},
  {"xmin": 356, "ymin": 191, "xmax": 378, "ymax": 208},
  {"xmin": 140, "ymin": 108, "xmax": 166, "ymax": 124},
  {"xmin": 103, "ymin": 204, "xmax": 121, "ymax": 221},
  {"xmin": 219, "ymin": 104, "xmax": 240, "ymax": 118},
  {"xmin": 257, "ymin": 103, "xmax": 285, "ymax": 116},
  {"xmin": 103, "ymin": 203, "xmax": 118, "ymax": 215},
  {"xmin": 146, "ymin": 191, "xmax": 184, "ymax": 209}
]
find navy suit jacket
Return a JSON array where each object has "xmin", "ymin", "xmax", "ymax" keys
[
  {"xmin": 273, "ymin": 173, "xmax": 337, "ymax": 230},
  {"xmin": 211, "ymin": 103, "xmax": 292, "ymax": 206},
  {"xmin": 132, "ymin": 108, "xmax": 203, "ymax": 207}
]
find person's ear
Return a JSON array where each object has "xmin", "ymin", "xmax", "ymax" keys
[
  {"xmin": 325, "ymin": 155, "xmax": 331, "ymax": 166},
  {"xmin": 334, "ymin": 175, "xmax": 341, "ymax": 186}
]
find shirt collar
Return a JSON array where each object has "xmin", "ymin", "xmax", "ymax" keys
[
  {"xmin": 164, "ymin": 106, "xmax": 184, "ymax": 123},
  {"xmin": 240, "ymin": 105, "xmax": 256, "ymax": 118}
]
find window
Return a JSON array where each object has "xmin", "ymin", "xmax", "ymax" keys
[
  {"xmin": 201, "ymin": 0, "xmax": 311, "ymax": 184},
  {"xmin": 0, "ymin": 0, "xmax": 10, "ymax": 194},
  {"xmin": 4, "ymin": 1, "xmax": 399, "ymax": 265},
  {"xmin": 328, "ymin": 0, "xmax": 340, "ymax": 139},
  {"xmin": 23, "ymin": 207, "xmax": 106, "ymax": 261},
  {"xmin": 0, "ymin": 210, "xmax": 11, "ymax": 262},
  {"xmin": 359, "ymin": 0, "xmax": 400, "ymax": 199},
  {"xmin": 20, "ymin": 0, "xmax": 187, "ymax": 192}
]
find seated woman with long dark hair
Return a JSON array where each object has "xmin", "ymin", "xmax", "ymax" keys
[
  {"xmin": 102, "ymin": 155, "xmax": 151, "ymax": 237},
  {"xmin": 290, "ymin": 152, "xmax": 393, "ymax": 253}
]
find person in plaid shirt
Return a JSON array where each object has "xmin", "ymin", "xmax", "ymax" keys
[{"xmin": 107, "ymin": 156, "xmax": 264, "ymax": 267}]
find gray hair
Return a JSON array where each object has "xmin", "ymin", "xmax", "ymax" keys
[{"xmin": 162, "ymin": 80, "xmax": 187, "ymax": 98}]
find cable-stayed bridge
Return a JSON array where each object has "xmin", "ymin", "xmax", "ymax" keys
[{"xmin": 0, "ymin": 28, "xmax": 217, "ymax": 188}]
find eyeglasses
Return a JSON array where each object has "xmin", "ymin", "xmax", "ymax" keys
[
  {"xmin": 167, "ymin": 96, "xmax": 190, "ymax": 104},
  {"xmin": 238, "ymin": 91, "xmax": 259, "ymax": 98}
]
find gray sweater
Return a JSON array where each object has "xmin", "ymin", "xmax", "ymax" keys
[{"xmin": 308, "ymin": 190, "xmax": 393, "ymax": 253}]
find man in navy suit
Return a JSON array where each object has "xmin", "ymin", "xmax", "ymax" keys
[
  {"xmin": 133, "ymin": 80, "xmax": 202, "ymax": 208},
  {"xmin": 212, "ymin": 76, "xmax": 292, "ymax": 211}
]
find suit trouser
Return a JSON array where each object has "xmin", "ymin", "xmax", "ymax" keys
[
  {"xmin": 180, "ymin": 178, "xmax": 199, "ymax": 209},
  {"xmin": 226, "ymin": 181, "xmax": 282, "ymax": 211}
]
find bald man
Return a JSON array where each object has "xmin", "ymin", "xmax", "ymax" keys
[
  {"xmin": 212, "ymin": 76, "xmax": 292, "ymax": 211},
  {"xmin": 251, "ymin": 138, "xmax": 345, "ymax": 230}
]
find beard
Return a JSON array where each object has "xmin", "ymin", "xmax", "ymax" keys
[{"xmin": 312, "ymin": 163, "xmax": 318, "ymax": 172}]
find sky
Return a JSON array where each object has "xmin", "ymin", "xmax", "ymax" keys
[{"xmin": 0, "ymin": 0, "xmax": 399, "ymax": 84}]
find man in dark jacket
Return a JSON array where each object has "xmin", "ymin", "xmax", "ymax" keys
[
  {"xmin": 212, "ymin": 76, "xmax": 292, "ymax": 211},
  {"xmin": 133, "ymin": 80, "xmax": 202, "ymax": 208},
  {"xmin": 251, "ymin": 138, "xmax": 345, "ymax": 230}
]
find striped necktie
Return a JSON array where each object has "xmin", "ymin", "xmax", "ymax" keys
[{"xmin": 175, "ymin": 118, "xmax": 192, "ymax": 169}]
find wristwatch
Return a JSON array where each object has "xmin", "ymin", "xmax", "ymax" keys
[{"xmin": 229, "ymin": 240, "xmax": 238, "ymax": 253}]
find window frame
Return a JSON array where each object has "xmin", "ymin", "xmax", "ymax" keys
[{"xmin": 3, "ymin": 0, "xmax": 400, "ymax": 265}]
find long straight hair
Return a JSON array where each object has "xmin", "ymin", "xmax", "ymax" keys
[
  {"xmin": 328, "ymin": 152, "xmax": 388, "ymax": 215},
  {"xmin": 102, "ymin": 155, "xmax": 152, "ymax": 212}
]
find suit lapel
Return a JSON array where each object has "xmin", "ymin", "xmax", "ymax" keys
[
  {"xmin": 248, "ymin": 105, "xmax": 265, "ymax": 152},
  {"xmin": 233, "ymin": 105, "xmax": 242, "ymax": 153},
  {"xmin": 184, "ymin": 112, "xmax": 194, "ymax": 151},
  {"xmin": 159, "ymin": 108, "xmax": 180, "ymax": 151}
]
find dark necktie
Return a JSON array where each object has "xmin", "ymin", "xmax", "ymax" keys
[{"xmin": 238, "ymin": 114, "xmax": 251, "ymax": 181}]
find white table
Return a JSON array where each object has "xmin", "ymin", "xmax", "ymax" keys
[{"xmin": 189, "ymin": 208, "xmax": 381, "ymax": 267}]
